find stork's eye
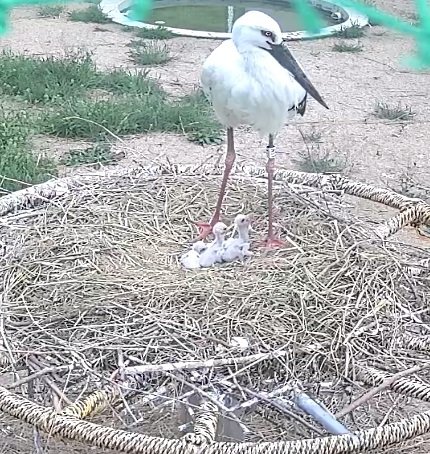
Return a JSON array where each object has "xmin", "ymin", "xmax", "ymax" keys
[{"xmin": 262, "ymin": 30, "xmax": 273, "ymax": 38}]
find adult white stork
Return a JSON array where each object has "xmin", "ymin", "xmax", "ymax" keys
[{"xmin": 196, "ymin": 10, "xmax": 329, "ymax": 248}]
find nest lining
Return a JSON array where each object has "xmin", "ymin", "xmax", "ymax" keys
[{"xmin": 0, "ymin": 169, "xmax": 429, "ymax": 442}]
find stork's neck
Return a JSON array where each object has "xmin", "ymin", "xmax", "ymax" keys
[
  {"xmin": 215, "ymin": 233, "xmax": 225, "ymax": 246},
  {"xmin": 233, "ymin": 42, "xmax": 270, "ymax": 72},
  {"xmin": 238, "ymin": 227, "xmax": 250, "ymax": 243}
]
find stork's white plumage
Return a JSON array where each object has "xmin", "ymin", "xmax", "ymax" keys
[
  {"xmin": 199, "ymin": 221, "xmax": 228, "ymax": 267},
  {"xmin": 196, "ymin": 11, "xmax": 328, "ymax": 247},
  {"xmin": 221, "ymin": 214, "xmax": 253, "ymax": 262}
]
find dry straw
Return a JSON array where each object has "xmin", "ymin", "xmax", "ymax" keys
[{"xmin": 0, "ymin": 163, "xmax": 429, "ymax": 448}]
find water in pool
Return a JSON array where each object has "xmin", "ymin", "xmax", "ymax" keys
[{"xmin": 126, "ymin": 0, "xmax": 337, "ymax": 33}]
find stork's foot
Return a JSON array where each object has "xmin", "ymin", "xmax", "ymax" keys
[
  {"xmin": 194, "ymin": 221, "xmax": 215, "ymax": 241},
  {"xmin": 264, "ymin": 236, "xmax": 286, "ymax": 249}
]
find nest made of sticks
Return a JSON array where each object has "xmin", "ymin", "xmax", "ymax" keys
[{"xmin": 0, "ymin": 164, "xmax": 429, "ymax": 445}]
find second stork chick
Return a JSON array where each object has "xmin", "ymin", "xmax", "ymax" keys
[
  {"xmin": 221, "ymin": 214, "xmax": 253, "ymax": 263},
  {"xmin": 199, "ymin": 222, "xmax": 228, "ymax": 268}
]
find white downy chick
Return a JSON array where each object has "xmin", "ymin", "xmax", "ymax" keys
[
  {"xmin": 199, "ymin": 222, "xmax": 228, "ymax": 268},
  {"xmin": 180, "ymin": 241, "xmax": 207, "ymax": 269},
  {"xmin": 221, "ymin": 214, "xmax": 253, "ymax": 263}
]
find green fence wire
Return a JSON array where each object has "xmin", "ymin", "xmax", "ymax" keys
[{"xmin": 0, "ymin": 0, "xmax": 428, "ymax": 69}]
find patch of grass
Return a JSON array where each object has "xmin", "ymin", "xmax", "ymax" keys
[
  {"xmin": 60, "ymin": 142, "xmax": 115, "ymax": 166},
  {"xmin": 68, "ymin": 5, "xmax": 110, "ymax": 23},
  {"xmin": 38, "ymin": 4, "xmax": 65, "ymax": 17},
  {"xmin": 42, "ymin": 90, "xmax": 221, "ymax": 144},
  {"xmin": 0, "ymin": 111, "xmax": 56, "ymax": 194},
  {"xmin": 135, "ymin": 26, "xmax": 174, "ymax": 40},
  {"xmin": 335, "ymin": 22, "xmax": 365, "ymax": 39},
  {"xmin": 129, "ymin": 40, "xmax": 171, "ymax": 65},
  {"xmin": 332, "ymin": 41, "xmax": 363, "ymax": 53},
  {"xmin": 0, "ymin": 50, "xmax": 98, "ymax": 103},
  {"xmin": 169, "ymin": 91, "xmax": 222, "ymax": 145},
  {"xmin": 294, "ymin": 144, "xmax": 347, "ymax": 174},
  {"xmin": 98, "ymin": 68, "xmax": 162, "ymax": 96},
  {"xmin": 373, "ymin": 102, "xmax": 416, "ymax": 121},
  {"xmin": 0, "ymin": 52, "xmax": 162, "ymax": 103}
]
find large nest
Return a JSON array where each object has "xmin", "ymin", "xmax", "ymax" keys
[{"xmin": 0, "ymin": 166, "xmax": 430, "ymax": 444}]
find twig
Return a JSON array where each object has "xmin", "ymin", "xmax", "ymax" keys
[
  {"xmin": 27, "ymin": 366, "xmax": 44, "ymax": 453},
  {"xmin": 6, "ymin": 365, "xmax": 74, "ymax": 389},
  {"xmin": 27, "ymin": 357, "xmax": 73, "ymax": 406},
  {"xmin": 336, "ymin": 364, "xmax": 428, "ymax": 418},
  {"xmin": 123, "ymin": 350, "xmax": 290, "ymax": 375}
]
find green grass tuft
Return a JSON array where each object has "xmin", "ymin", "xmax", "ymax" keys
[
  {"xmin": 0, "ymin": 111, "xmax": 56, "ymax": 194},
  {"xmin": 170, "ymin": 91, "xmax": 222, "ymax": 145},
  {"xmin": 373, "ymin": 102, "xmax": 416, "ymax": 121},
  {"xmin": 42, "ymin": 90, "xmax": 221, "ymax": 144},
  {"xmin": 135, "ymin": 26, "xmax": 174, "ymax": 40},
  {"xmin": 335, "ymin": 23, "xmax": 365, "ymax": 39},
  {"xmin": 0, "ymin": 51, "xmax": 98, "ymax": 103},
  {"xmin": 68, "ymin": 5, "xmax": 110, "ymax": 23},
  {"xmin": 60, "ymin": 142, "xmax": 115, "ymax": 166},
  {"xmin": 38, "ymin": 4, "xmax": 65, "ymax": 17},
  {"xmin": 98, "ymin": 68, "xmax": 162, "ymax": 96},
  {"xmin": 129, "ymin": 40, "xmax": 171, "ymax": 65},
  {"xmin": 294, "ymin": 146, "xmax": 348, "ymax": 174},
  {"xmin": 332, "ymin": 41, "xmax": 363, "ymax": 53},
  {"xmin": 0, "ymin": 52, "xmax": 163, "ymax": 103}
]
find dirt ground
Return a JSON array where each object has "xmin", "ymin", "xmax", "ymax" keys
[
  {"xmin": 3, "ymin": 0, "xmax": 429, "ymax": 191},
  {"xmin": 0, "ymin": 1, "xmax": 429, "ymax": 452}
]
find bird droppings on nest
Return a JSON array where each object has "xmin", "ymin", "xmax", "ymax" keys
[{"xmin": 0, "ymin": 169, "xmax": 429, "ymax": 442}]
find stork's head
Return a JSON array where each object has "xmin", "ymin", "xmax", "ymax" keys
[
  {"xmin": 212, "ymin": 222, "xmax": 228, "ymax": 237},
  {"xmin": 232, "ymin": 11, "xmax": 283, "ymax": 51},
  {"xmin": 234, "ymin": 214, "xmax": 251, "ymax": 230}
]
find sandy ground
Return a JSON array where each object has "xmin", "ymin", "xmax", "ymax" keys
[
  {"xmin": 2, "ymin": 1, "xmax": 429, "ymax": 192},
  {"xmin": 0, "ymin": 1, "xmax": 429, "ymax": 452}
]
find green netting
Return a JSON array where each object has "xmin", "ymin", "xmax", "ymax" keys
[{"xmin": 0, "ymin": 0, "xmax": 428, "ymax": 69}]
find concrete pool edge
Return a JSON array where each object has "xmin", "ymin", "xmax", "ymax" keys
[{"xmin": 100, "ymin": 0, "xmax": 369, "ymax": 40}]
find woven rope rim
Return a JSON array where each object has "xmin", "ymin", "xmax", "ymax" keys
[{"xmin": 1, "ymin": 163, "xmax": 430, "ymax": 453}]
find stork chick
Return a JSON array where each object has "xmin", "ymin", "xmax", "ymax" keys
[
  {"xmin": 180, "ymin": 241, "xmax": 207, "ymax": 269},
  {"xmin": 221, "ymin": 214, "xmax": 253, "ymax": 263},
  {"xmin": 199, "ymin": 222, "xmax": 228, "ymax": 268}
]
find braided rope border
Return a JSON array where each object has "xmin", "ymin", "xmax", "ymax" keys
[
  {"xmin": 1, "ymin": 165, "xmax": 430, "ymax": 452},
  {"xmin": 1, "ymin": 164, "xmax": 429, "ymax": 239}
]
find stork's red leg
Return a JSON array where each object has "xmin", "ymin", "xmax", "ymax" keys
[
  {"xmin": 265, "ymin": 135, "xmax": 285, "ymax": 249},
  {"xmin": 194, "ymin": 127, "xmax": 236, "ymax": 240}
]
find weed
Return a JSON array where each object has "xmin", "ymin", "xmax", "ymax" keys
[
  {"xmin": 301, "ymin": 127, "xmax": 323, "ymax": 143},
  {"xmin": 373, "ymin": 102, "xmax": 415, "ymax": 121},
  {"xmin": 0, "ymin": 50, "xmax": 98, "ymax": 103},
  {"xmin": 0, "ymin": 111, "xmax": 56, "ymax": 194},
  {"xmin": 295, "ymin": 132, "xmax": 347, "ymax": 174},
  {"xmin": 335, "ymin": 22, "xmax": 365, "ymax": 39},
  {"xmin": 129, "ymin": 40, "xmax": 171, "ymax": 65},
  {"xmin": 135, "ymin": 26, "xmax": 174, "ymax": 40},
  {"xmin": 60, "ymin": 142, "xmax": 115, "ymax": 166},
  {"xmin": 333, "ymin": 41, "xmax": 363, "ymax": 52},
  {"xmin": 38, "ymin": 4, "xmax": 65, "ymax": 17},
  {"xmin": 68, "ymin": 5, "xmax": 110, "ymax": 23},
  {"xmin": 295, "ymin": 148, "xmax": 347, "ymax": 174}
]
